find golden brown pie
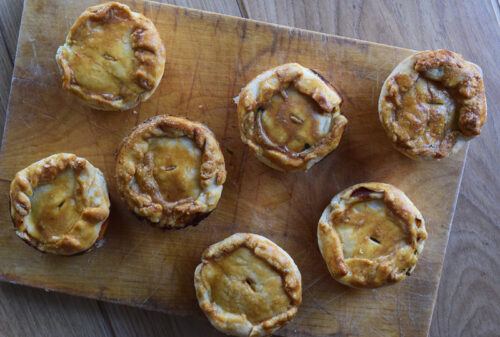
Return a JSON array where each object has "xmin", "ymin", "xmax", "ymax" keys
[
  {"xmin": 194, "ymin": 233, "xmax": 302, "ymax": 337},
  {"xmin": 116, "ymin": 115, "xmax": 226, "ymax": 229},
  {"xmin": 379, "ymin": 49, "xmax": 487, "ymax": 159},
  {"xmin": 56, "ymin": 2, "xmax": 166, "ymax": 111},
  {"xmin": 235, "ymin": 63, "xmax": 347, "ymax": 171},
  {"xmin": 9, "ymin": 153, "xmax": 110, "ymax": 255},
  {"xmin": 317, "ymin": 182, "xmax": 427, "ymax": 288}
]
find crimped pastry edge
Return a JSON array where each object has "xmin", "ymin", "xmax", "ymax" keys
[
  {"xmin": 194, "ymin": 233, "xmax": 302, "ymax": 337},
  {"xmin": 317, "ymin": 182, "xmax": 427, "ymax": 288},
  {"xmin": 55, "ymin": 2, "xmax": 166, "ymax": 111},
  {"xmin": 236, "ymin": 63, "xmax": 347, "ymax": 171},
  {"xmin": 378, "ymin": 49, "xmax": 487, "ymax": 160},
  {"xmin": 115, "ymin": 115, "xmax": 226, "ymax": 229},
  {"xmin": 9, "ymin": 153, "xmax": 110, "ymax": 255}
]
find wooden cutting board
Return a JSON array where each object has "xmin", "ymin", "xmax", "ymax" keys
[{"xmin": 0, "ymin": 0, "xmax": 468, "ymax": 336}]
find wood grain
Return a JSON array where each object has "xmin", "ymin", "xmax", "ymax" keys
[
  {"xmin": 0, "ymin": 0, "xmax": 22, "ymax": 140},
  {"xmin": 0, "ymin": 1, "xmax": 499, "ymax": 337},
  {"xmin": 0, "ymin": 2, "xmax": 114, "ymax": 336},
  {"xmin": 0, "ymin": 0, "xmax": 468, "ymax": 336},
  {"xmin": 0, "ymin": 281, "xmax": 112, "ymax": 337},
  {"xmin": 241, "ymin": 2, "xmax": 500, "ymax": 337}
]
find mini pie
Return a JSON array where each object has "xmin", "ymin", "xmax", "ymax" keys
[
  {"xmin": 379, "ymin": 49, "xmax": 487, "ymax": 159},
  {"xmin": 317, "ymin": 182, "xmax": 427, "ymax": 288},
  {"xmin": 9, "ymin": 153, "xmax": 110, "ymax": 256},
  {"xmin": 235, "ymin": 63, "xmax": 347, "ymax": 171},
  {"xmin": 56, "ymin": 2, "xmax": 166, "ymax": 111},
  {"xmin": 116, "ymin": 115, "xmax": 226, "ymax": 229},
  {"xmin": 194, "ymin": 233, "xmax": 302, "ymax": 337}
]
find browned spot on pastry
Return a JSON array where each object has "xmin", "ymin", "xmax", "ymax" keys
[{"xmin": 350, "ymin": 186, "xmax": 374, "ymax": 199}]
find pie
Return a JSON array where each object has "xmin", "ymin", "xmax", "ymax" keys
[
  {"xmin": 235, "ymin": 63, "xmax": 347, "ymax": 171},
  {"xmin": 194, "ymin": 233, "xmax": 302, "ymax": 337},
  {"xmin": 379, "ymin": 49, "xmax": 487, "ymax": 159},
  {"xmin": 56, "ymin": 2, "xmax": 166, "ymax": 111},
  {"xmin": 115, "ymin": 115, "xmax": 226, "ymax": 229},
  {"xmin": 9, "ymin": 153, "xmax": 110, "ymax": 255},
  {"xmin": 317, "ymin": 182, "xmax": 427, "ymax": 288}
]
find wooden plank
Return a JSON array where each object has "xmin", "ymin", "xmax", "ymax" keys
[
  {"xmin": 0, "ymin": 0, "xmax": 22, "ymax": 136},
  {"xmin": 0, "ymin": 253, "xmax": 112, "ymax": 337},
  {"xmin": 99, "ymin": 1, "xmax": 240, "ymax": 335},
  {"xmin": 0, "ymin": 0, "xmax": 23, "ymax": 62},
  {"xmin": 0, "ymin": 1, "xmax": 114, "ymax": 336},
  {"xmin": 102, "ymin": 303, "xmax": 225, "ymax": 337},
  {"xmin": 2, "ymin": 0, "xmax": 484, "ymax": 333},
  {"xmin": 0, "ymin": 29, "xmax": 12, "ymax": 135},
  {"xmin": 0, "ymin": 1, "xmax": 497, "ymax": 337},
  {"xmin": 423, "ymin": 0, "xmax": 500, "ymax": 334},
  {"xmin": 242, "ymin": 1, "xmax": 500, "ymax": 337}
]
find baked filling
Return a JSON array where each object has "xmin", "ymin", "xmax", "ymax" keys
[
  {"xmin": 379, "ymin": 49, "xmax": 487, "ymax": 159},
  {"xmin": 318, "ymin": 183, "xmax": 427, "ymax": 288},
  {"xmin": 56, "ymin": 2, "xmax": 166, "ymax": 110},
  {"xmin": 203, "ymin": 247, "xmax": 291, "ymax": 324},
  {"xmin": 236, "ymin": 63, "xmax": 346, "ymax": 171},
  {"xmin": 9, "ymin": 153, "xmax": 110, "ymax": 255},
  {"xmin": 194, "ymin": 233, "xmax": 302, "ymax": 337},
  {"xmin": 116, "ymin": 115, "xmax": 226, "ymax": 229}
]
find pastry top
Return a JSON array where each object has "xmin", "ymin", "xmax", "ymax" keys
[
  {"xmin": 9, "ymin": 153, "xmax": 110, "ymax": 255},
  {"xmin": 56, "ymin": 2, "xmax": 166, "ymax": 111},
  {"xmin": 116, "ymin": 115, "xmax": 226, "ymax": 229},
  {"xmin": 194, "ymin": 233, "xmax": 302, "ymax": 337},
  {"xmin": 317, "ymin": 183, "xmax": 427, "ymax": 288},
  {"xmin": 379, "ymin": 49, "xmax": 487, "ymax": 159},
  {"xmin": 236, "ymin": 63, "xmax": 347, "ymax": 171}
]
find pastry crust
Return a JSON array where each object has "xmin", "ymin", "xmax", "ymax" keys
[
  {"xmin": 56, "ymin": 2, "xmax": 166, "ymax": 111},
  {"xmin": 317, "ymin": 183, "xmax": 427, "ymax": 288},
  {"xmin": 9, "ymin": 153, "xmax": 110, "ymax": 256},
  {"xmin": 235, "ymin": 63, "xmax": 347, "ymax": 171},
  {"xmin": 379, "ymin": 49, "xmax": 487, "ymax": 159},
  {"xmin": 194, "ymin": 233, "xmax": 302, "ymax": 337},
  {"xmin": 116, "ymin": 115, "xmax": 226, "ymax": 229}
]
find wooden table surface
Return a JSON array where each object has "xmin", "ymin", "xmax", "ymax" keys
[{"xmin": 0, "ymin": 1, "xmax": 498, "ymax": 336}]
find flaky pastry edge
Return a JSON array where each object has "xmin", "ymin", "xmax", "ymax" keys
[
  {"xmin": 55, "ymin": 2, "xmax": 166, "ymax": 111},
  {"xmin": 9, "ymin": 153, "xmax": 110, "ymax": 255},
  {"xmin": 317, "ymin": 182, "xmax": 427, "ymax": 288},
  {"xmin": 115, "ymin": 115, "xmax": 226, "ymax": 229},
  {"xmin": 235, "ymin": 63, "xmax": 347, "ymax": 171},
  {"xmin": 378, "ymin": 49, "xmax": 487, "ymax": 160},
  {"xmin": 194, "ymin": 233, "xmax": 302, "ymax": 337}
]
